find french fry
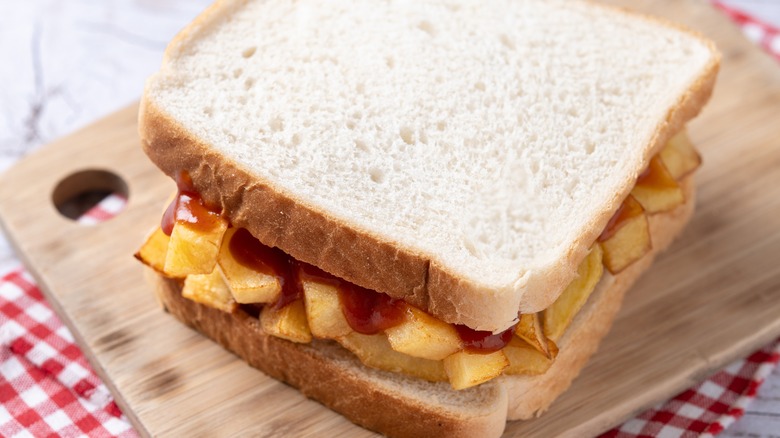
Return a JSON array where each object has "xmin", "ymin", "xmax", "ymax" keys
[
  {"xmin": 631, "ymin": 156, "xmax": 684, "ymax": 214},
  {"xmin": 164, "ymin": 219, "xmax": 227, "ymax": 277},
  {"xmin": 260, "ymin": 300, "xmax": 312, "ymax": 343},
  {"xmin": 338, "ymin": 332, "xmax": 447, "ymax": 382},
  {"xmin": 182, "ymin": 267, "xmax": 237, "ymax": 313},
  {"xmin": 386, "ymin": 306, "xmax": 462, "ymax": 360},
  {"xmin": 218, "ymin": 228, "xmax": 281, "ymax": 304},
  {"xmin": 660, "ymin": 131, "xmax": 701, "ymax": 180},
  {"xmin": 515, "ymin": 313, "xmax": 552, "ymax": 358},
  {"xmin": 303, "ymin": 280, "xmax": 352, "ymax": 338},
  {"xmin": 503, "ymin": 337, "xmax": 558, "ymax": 375},
  {"xmin": 444, "ymin": 350, "xmax": 509, "ymax": 390},
  {"xmin": 543, "ymin": 245, "xmax": 603, "ymax": 342},
  {"xmin": 599, "ymin": 196, "xmax": 650, "ymax": 274},
  {"xmin": 134, "ymin": 227, "xmax": 171, "ymax": 275}
]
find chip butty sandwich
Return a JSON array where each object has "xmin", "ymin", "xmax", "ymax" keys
[{"xmin": 134, "ymin": 0, "xmax": 719, "ymax": 436}]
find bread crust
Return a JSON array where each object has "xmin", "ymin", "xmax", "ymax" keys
[
  {"xmin": 147, "ymin": 177, "xmax": 694, "ymax": 435},
  {"xmin": 504, "ymin": 177, "xmax": 695, "ymax": 419},
  {"xmin": 151, "ymin": 275, "xmax": 508, "ymax": 438},
  {"xmin": 139, "ymin": 0, "xmax": 718, "ymax": 332}
]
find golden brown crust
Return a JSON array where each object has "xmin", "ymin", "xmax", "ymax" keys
[
  {"xmin": 504, "ymin": 176, "xmax": 696, "ymax": 419},
  {"xmin": 138, "ymin": 0, "xmax": 718, "ymax": 332}
]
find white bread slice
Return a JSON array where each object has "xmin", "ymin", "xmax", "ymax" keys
[
  {"xmin": 148, "ymin": 177, "xmax": 695, "ymax": 437},
  {"xmin": 139, "ymin": 0, "xmax": 718, "ymax": 331},
  {"xmin": 151, "ymin": 274, "xmax": 509, "ymax": 438}
]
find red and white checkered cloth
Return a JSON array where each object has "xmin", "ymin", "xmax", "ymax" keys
[
  {"xmin": 2, "ymin": 5, "xmax": 780, "ymax": 437},
  {"xmin": 713, "ymin": 1, "xmax": 780, "ymax": 62},
  {"xmin": 0, "ymin": 194, "xmax": 136, "ymax": 437},
  {"xmin": 603, "ymin": 343, "xmax": 780, "ymax": 437}
]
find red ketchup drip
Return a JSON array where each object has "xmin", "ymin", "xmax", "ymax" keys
[
  {"xmin": 228, "ymin": 228, "xmax": 302, "ymax": 309},
  {"xmin": 161, "ymin": 172, "xmax": 221, "ymax": 236},
  {"xmin": 636, "ymin": 166, "xmax": 653, "ymax": 185},
  {"xmin": 338, "ymin": 283, "xmax": 406, "ymax": 335},
  {"xmin": 636, "ymin": 157, "xmax": 678, "ymax": 189},
  {"xmin": 297, "ymin": 263, "xmax": 406, "ymax": 335},
  {"xmin": 454, "ymin": 325, "xmax": 514, "ymax": 354}
]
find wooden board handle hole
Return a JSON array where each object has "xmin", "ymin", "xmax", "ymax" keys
[{"xmin": 52, "ymin": 169, "xmax": 129, "ymax": 223}]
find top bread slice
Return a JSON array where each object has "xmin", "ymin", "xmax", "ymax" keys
[{"xmin": 139, "ymin": 0, "xmax": 718, "ymax": 331}]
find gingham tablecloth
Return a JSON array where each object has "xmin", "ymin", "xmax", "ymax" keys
[
  {"xmin": 713, "ymin": 1, "xmax": 780, "ymax": 62},
  {"xmin": 2, "ymin": 4, "xmax": 780, "ymax": 438},
  {"xmin": 0, "ymin": 196, "xmax": 136, "ymax": 437}
]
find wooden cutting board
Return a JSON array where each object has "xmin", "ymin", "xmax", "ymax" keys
[{"xmin": 1, "ymin": 1, "xmax": 779, "ymax": 436}]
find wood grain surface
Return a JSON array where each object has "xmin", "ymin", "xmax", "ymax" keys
[{"xmin": 0, "ymin": 1, "xmax": 778, "ymax": 436}]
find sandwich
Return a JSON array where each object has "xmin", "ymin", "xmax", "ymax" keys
[{"xmin": 134, "ymin": 0, "xmax": 719, "ymax": 436}]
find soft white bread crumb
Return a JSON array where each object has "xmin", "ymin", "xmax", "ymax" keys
[{"xmin": 142, "ymin": 0, "xmax": 718, "ymax": 330}]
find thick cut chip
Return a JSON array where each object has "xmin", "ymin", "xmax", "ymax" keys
[
  {"xmin": 260, "ymin": 300, "xmax": 312, "ymax": 343},
  {"xmin": 503, "ymin": 337, "xmax": 558, "ymax": 375},
  {"xmin": 303, "ymin": 280, "xmax": 352, "ymax": 339},
  {"xmin": 543, "ymin": 245, "xmax": 604, "ymax": 342},
  {"xmin": 134, "ymin": 228, "xmax": 171, "ymax": 275},
  {"xmin": 337, "ymin": 332, "xmax": 447, "ymax": 382},
  {"xmin": 443, "ymin": 350, "xmax": 509, "ymax": 390},
  {"xmin": 386, "ymin": 307, "xmax": 462, "ymax": 361},
  {"xmin": 164, "ymin": 219, "xmax": 227, "ymax": 277},
  {"xmin": 599, "ymin": 196, "xmax": 651, "ymax": 274},
  {"xmin": 514, "ymin": 313, "xmax": 551, "ymax": 358},
  {"xmin": 660, "ymin": 131, "xmax": 701, "ymax": 180},
  {"xmin": 182, "ymin": 268, "xmax": 236, "ymax": 313},
  {"xmin": 631, "ymin": 156, "xmax": 685, "ymax": 213},
  {"xmin": 218, "ymin": 228, "xmax": 281, "ymax": 304}
]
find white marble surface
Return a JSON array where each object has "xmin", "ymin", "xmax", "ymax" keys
[
  {"xmin": 0, "ymin": 0, "xmax": 209, "ymax": 272},
  {"xmin": 0, "ymin": 1, "xmax": 778, "ymax": 436}
]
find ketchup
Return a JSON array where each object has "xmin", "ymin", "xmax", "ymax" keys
[
  {"xmin": 158, "ymin": 174, "xmax": 457, "ymax": 338},
  {"xmin": 161, "ymin": 172, "xmax": 222, "ymax": 236},
  {"xmin": 297, "ymin": 262, "xmax": 407, "ymax": 334},
  {"xmin": 338, "ymin": 283, "xmax": 406, "ymax": 335},
  {"xmin": 454, "ymin": 325, "xmax": 514, "ymax": 354},
  {"xmin": 598, "ymin": 195, "xmax": 644, "ymax": 242},
  {"xmin": 636, "ymin": 157, "xmax": 677, "ymax": 189},
  {"xmin": 228, "ymin": 228, "xmax": 302, "ymax": 309},
  {"xmin": 227, "ymin": 227, "xmax": 407, "ymax": 329},
  {"xmin": 228, "ymin": 226, "xmax": 510, "ymax": 344}
]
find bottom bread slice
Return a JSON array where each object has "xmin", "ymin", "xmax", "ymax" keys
[
  {"xmin": 151, "ymin": 272, "xmax": 508, "ymax": 438},
  {"xmin": 149, "ymin": 178, "xmax": 695, "ymax": 437}
]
